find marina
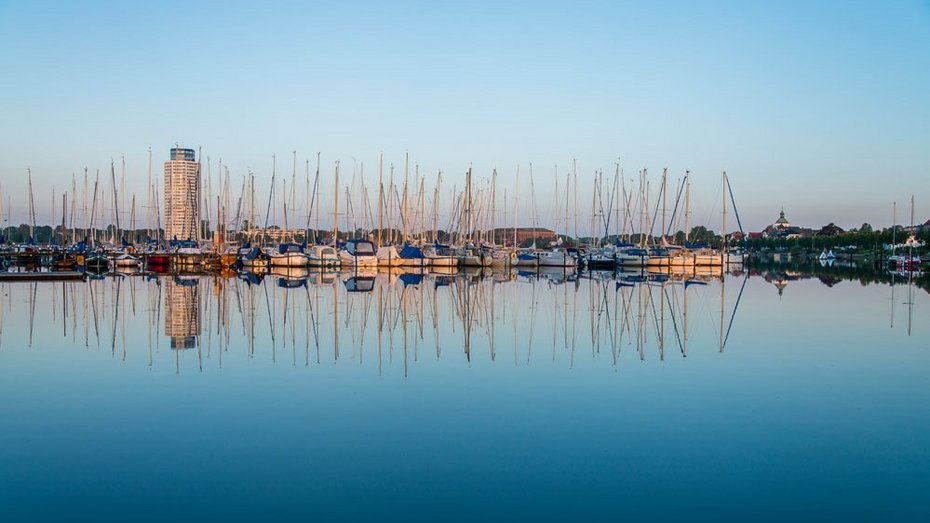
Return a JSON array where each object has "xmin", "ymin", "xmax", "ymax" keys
[{"xmin": 2, "ymin": 1, "xmax": 928, "ymax": 520}]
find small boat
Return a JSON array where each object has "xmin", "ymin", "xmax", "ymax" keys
[
  {"xmin": 375, "ymin": 245, "xmax": 401, "ymax": 266},
  {"xmin": 53, "ymin": 256, "xmax": 78, "ymax": 271},
  {"xmin": 487, "ymin": 248, "xmax": 514, "ymax": 268},
  {"xmin": 616, "ymin": 248, "xmax": 649, "ymax": 267},
  {"xmin": 456, "ymin": 246, "xmax": 492, "ymax": 267},
  {"xmin": 536, "ymin": 248, "xmax": 577, "ymax": 268},
  {"xmin": 239, "ymin": 246, "xmax": 268, "ymax": 268},
  {"xmin": 645, "ymin": 248, "xmax": 671, "ymax": 267},
  {"xmin": 306, "ymin": 244, "xmax": 340, "ymax": 268},
  {"xmin": 693, "ymin": 249, "xmax": 723, "ymax": 266},
  {"xmin": 396, "ymin": 243, "xmax": 430, "ymax": 267},
  {"xmin": 584, "ymin": 248, "xmax": 616, "ymax": 270},
  {"xmin": 514, "ymin": 250, "xmax": 539, "ymax": 268},
  {"xmin": 172, "ymin": 240, "xmax": 203, "ymax": 267},
  {"xmin": 267, "ymin": 242, "xmax": 309, "ymax": 267},
  {"xmin": 339, "ymin": 239, "xmax": 378, "ymax": 268},
  {"xmin": 666, "ymin": 247, "xmax": 696, "ymax": 267},
  {"xmin": 84, "ymin": 252, "xmax": 111, "ymax": 271},
  {"xmin": 115, "ymin": 253, "xmax": 141, "ymax": 267},
  {"xmin": 423, "ymin": 243, "xmax": 457, "ymax": 267}
]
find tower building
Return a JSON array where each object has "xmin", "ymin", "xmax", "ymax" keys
[{"xmin": 164, "ymin": 147, "xmax": 200, "ymax": 241}]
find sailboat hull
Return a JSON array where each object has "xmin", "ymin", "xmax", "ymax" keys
[{"xmin": 268, "ymin": 253, "xmax": 309, "ymax": 267}]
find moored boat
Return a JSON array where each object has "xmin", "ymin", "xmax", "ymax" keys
[{"xmin": 340, "ymin": 239, "xmax": 379, "ymax": 268}]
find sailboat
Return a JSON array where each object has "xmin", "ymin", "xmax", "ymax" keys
[
  {"xmin": 422, "ymin": 242, "xmax": 457, "ymax": 267},
  {"xmin": 238, "ymin": 243, "xmax": 268, "ymax": 269},
  {"xmin": 114, "ymin": 252, "xmax": 141, "ymax": 268},
  {"xmin": 340, "ymin": 238, "xmax": 379, "ymax": 267},
  {"xmin": 306, "ymin": 244, "xmax": 340, "ymax": 268},
  {"xmin": 267, "ymin": 242, "xmax": 309, "ymax": 267}
]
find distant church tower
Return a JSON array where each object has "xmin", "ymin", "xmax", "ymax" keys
[
  {"xmin": 774, "ymin": 207, "xmax": 790, "ymax": 230},
  {"xmin": 164, "ymin": 147, "xmax": 200, "ymax": 241}
]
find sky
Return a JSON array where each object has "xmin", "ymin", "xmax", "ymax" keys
[{"xmin": 0, "ymin": 0, "xmax": 928, "ymax": 234}]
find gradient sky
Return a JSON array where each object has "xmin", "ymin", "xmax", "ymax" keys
[{"xmin": 1, "ymin": 0, "xmax": 928, "ymax": 233}]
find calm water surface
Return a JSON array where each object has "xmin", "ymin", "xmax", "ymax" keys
[{"xmin": 0, "ymin": 267, "xmax": 927, "ymax": 521}]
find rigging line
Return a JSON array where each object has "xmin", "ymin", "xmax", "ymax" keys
[
  {"xmin": 664, "ymin": 285, "xmax": 685, "ymax": 355},
  {"xmin": 665, "ymin": 176, "xmax": 687, "ymax": 237},
  {"xmin": 722, "ymin": 275, "xmax": 749, "ymax": 351},
  {"xmin": 724, "ymin": 174, "xmax": 745, "ymax": 235}
]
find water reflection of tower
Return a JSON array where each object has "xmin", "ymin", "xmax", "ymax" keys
[{"xmin": 165, "ymin": 276, "xmax": 201, "ymax": 349}]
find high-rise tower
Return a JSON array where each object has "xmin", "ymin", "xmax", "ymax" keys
[{"xmin": 164, "ymin": 147, "xmax": 200, "ymax": 241}]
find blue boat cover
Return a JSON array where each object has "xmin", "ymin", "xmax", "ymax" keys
[{"xmin": 399, "ymin": 244, "xmax": 424, "ymax": 259}]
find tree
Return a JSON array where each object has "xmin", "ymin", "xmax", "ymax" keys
[{"xmin": 860, "ymin": 223, "xmax": 873, "ymax": 233}]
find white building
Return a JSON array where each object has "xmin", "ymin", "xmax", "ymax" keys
[{"xmin": 164, "ymin": 147, "xmax": 200, "ymax": 241}]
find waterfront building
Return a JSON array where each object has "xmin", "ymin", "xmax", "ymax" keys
[
  {"xmin": 164, "ymin": 147, "xmax": 200, "ymax": 241},
  {"xmin": 491, "ymin": 227, "xmax": 557, "ymax": 247},
  {"xmin": 761, "ymin": 208, "xmax": 812, "ymax": 239}
]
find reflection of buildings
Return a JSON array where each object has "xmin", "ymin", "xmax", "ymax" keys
[
  {"xmin": 165, "ymin": 276, "xmax": 201, "ymax": 349},
  {"xmin": 762, "ymin": 270, "xmax": 802, "ymax": 296}
]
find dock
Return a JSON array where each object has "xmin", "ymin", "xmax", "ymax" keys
[{"xmin": 0, "ymin": 271, "xmax": 86, "ymax": 282}]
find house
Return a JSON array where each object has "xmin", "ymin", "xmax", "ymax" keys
[{"xmin": 817, "ymin": 223, "xmax": 844, "ymax": 236}]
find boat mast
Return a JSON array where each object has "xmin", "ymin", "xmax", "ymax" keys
[
  {"xmin": 491, "ymin": 168, "xmax": 497, "ymax": 246},
  {"xmin": 572, "ymin": 158, "xmax": 578, "ymax": 242},
  {"xmin": 892, "ymin": 201, "xmax": 897, "ymax": 256},
  {"xmin": 262, "ymin": 155, "xmax": 276, "ymax": 248},
  {"xmin": 89, "ymin": 171, "xmax": 99, "ymax": 248},
  {"xmin": 333, "ymin": 161, "xmax": 339, "ymax": 245},
  {"xmin": 314, "ymin": 153, "xmax": 321, "ymax": 243},
  {"xmin": 403, "ymin": 151, "xmax": 409, "ymax": 243},
  {"xmin": 111, "ymin": 160, "xmax": 120, "ymax": 245},
  {"xmin": 513, "ymin": 165, "xmax": 519, "ymax": 248},
  {"xmin": 684, "ymin": 171, "xmax": 691, "ymax": 243},
  {"xmin": 147, "ymin": 147, "xmax": 153, "ymax": 242},
  {"xmin": 377, "ymin": 153, "xmax": 383, "ymax": 246},
  {"xmin": 282, "ymin": 179, "xmax": 288, "ymax": 242},
  {"xmin": 291, "ymin": 151, "xmax": 297, "ymax": 242},
  {"xmin": 529, "ymin": 163, "xmax": 537, "ymax": 249},
  {"xmin": 304, "ymin": 158, "xmax": 310, "ymax": 243},
  {"xmin": 27, "ymin": 168, "xmax": 36, "ymax": 243},
  {"xmin": 722, "ymin": 171, "xmax": 727, "ymax": 264},
  {"xmin": 661, "ymin": 168, "xmax": 668, "ymax": 246}
]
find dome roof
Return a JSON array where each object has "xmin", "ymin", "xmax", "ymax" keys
[{"xmin": 775, "ymin": 208, "xmax": 789, "ymax": 226}]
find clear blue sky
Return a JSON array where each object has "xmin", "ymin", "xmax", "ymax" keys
[{"xmin": 1, "ymin": 0, "xmax": 928, "ymax": 232}]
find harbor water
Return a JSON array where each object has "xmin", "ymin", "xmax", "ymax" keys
[{"xmin": 0, "ymin": 267, "xmax": 927, "ymax": 521}]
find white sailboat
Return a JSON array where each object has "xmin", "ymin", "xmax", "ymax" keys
[
  {"xmin": 340, "ymin": 238, "xmax": 379, "ymax": 267},
  {"xmin": 306, "ymin": 244, "xmax": 340, "ymax": 268}
]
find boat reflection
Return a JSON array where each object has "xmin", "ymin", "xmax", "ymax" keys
[{"xmin": 1, "ymin": 264, "xmax": 922, "ymax": 375}]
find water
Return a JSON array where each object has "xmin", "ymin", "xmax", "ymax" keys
[{"xmin": 0, "ymin": 267, "xmax": 927, "ymax": 521}]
